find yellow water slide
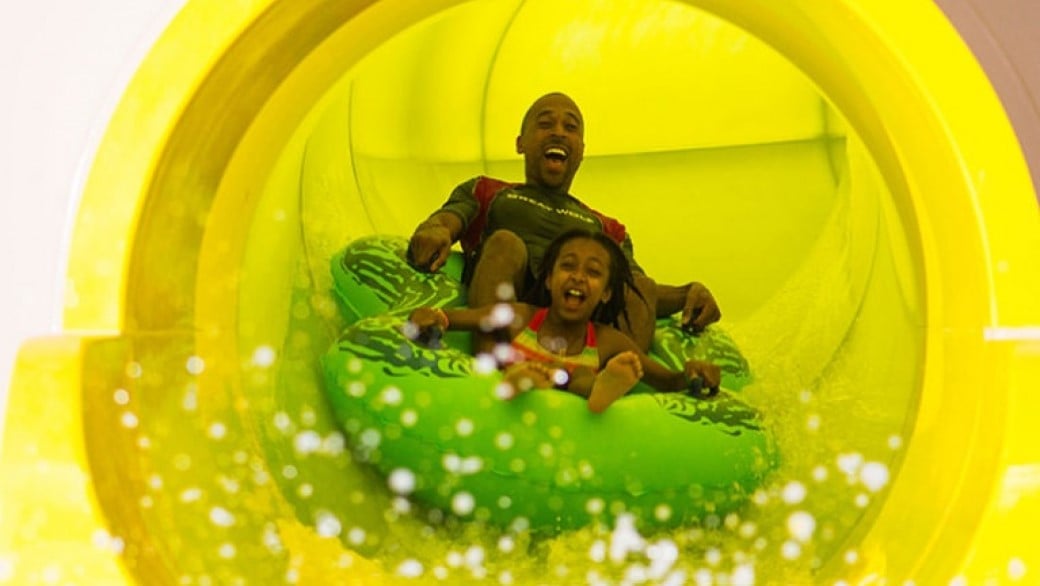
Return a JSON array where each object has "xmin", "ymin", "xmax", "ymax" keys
[{"xmin": 3, "ymin": 0, "xmax": 1038, "ymax": 584}]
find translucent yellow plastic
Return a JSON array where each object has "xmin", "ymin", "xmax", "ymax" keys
[{"xmin": 2, "ymin": 0, "xmax": 1038, "ymax": 584}]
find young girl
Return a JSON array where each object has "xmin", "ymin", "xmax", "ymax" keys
[{"xmin": 407, "ymin": 229, "xmax": 720, "ymax": 413}]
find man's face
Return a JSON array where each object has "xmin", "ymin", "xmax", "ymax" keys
[{"xmin": 516, "ymin": 94, "xmax": 585, "ymax": 193}]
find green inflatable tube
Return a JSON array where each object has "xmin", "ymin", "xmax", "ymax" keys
[{"xmin": 320, "ymin": 236, "xmax": 775, "ymax": 533}]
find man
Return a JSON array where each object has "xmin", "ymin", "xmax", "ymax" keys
[{"xmin": 406, "ymin": 92, "xmax": 721, "ymax": 352}]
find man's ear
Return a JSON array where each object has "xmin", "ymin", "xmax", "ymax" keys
[{"xmin": 516, "ymin": 135, "xmax": 524, "ymax": 155}]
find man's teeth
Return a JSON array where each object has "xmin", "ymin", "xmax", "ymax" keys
[
  {"xmin": 546, "ymin": 147, "xmax": 567, "ymax": 159},
  {"xmin": 566, "ymin": 289, "xmax": 585, "ymax": 298}
]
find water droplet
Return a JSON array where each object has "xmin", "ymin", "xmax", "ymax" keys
[
  {"xmin": 1008, "ymin": 557, "xmax": 1027, "ymax": 581},
  {"xmin": 388, "ymin": 468, "xmax": 416, "ymax": 494},
  {"xmin": 210, "ymin": 507, "xmax": 235, "ymax": 527},
  {"xmin": 396, "ymin": 559, "xmax": 424, "ymax": 578},
  {"xmin": 208, "ymin": 422, "xmax": 226, "ymax": 440},
  {"xmin": 218, "ymin": 543, "xmax": 236, "ymax": 559},
  {"xmin": 315, "ymin": 511, "xmax": 342, "ymax": 537},
  {"xmin": 787, "ymin": 511, "xmax": 816, "ymax": 542},
  {"xmin": 382, "ymin": 386, "xmax": 403, "ymax": 405},
  {"xmin": 113, "ymin": 388, "xmax": 130, "ymax": 405},
  {"xmin": 294, "ymin": 430, "xmax": 322, "ymax": 455},
  {"xmin": 782, "ymin": 481, "xmax": 807, "ymax": 504},
  {"xmin": 452, "ymin": 492, "xmax": 475, "ymax": 515},
  {"xmin": 781, "ymin": 540, "xmax": 802, "ymax": 560},
  {"xmin": 252, "ymin": 346, "xmax": 276, "ymax": 367},
  {"xmin": 120, "ymin": 412, "xmax": 139, "ymax": 428},
  {"xmin": 456, "ymin": 418, "xmax": 474, "ymax": 436},
  {"xmin": 186, "ymin": 356, "xmax": 205, "ymax": 375},
  {"xmin": 859, "ymin": 462, "xmax": 889, "ymax": 492},
  {"xmin": 347, "ymin": 527, "xmax": 366, "ymax": 545}
]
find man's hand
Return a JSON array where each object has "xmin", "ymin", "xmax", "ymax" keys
[
  {"xmin": 683, "ymin": 359, "xmax": 721, "ymax": 397},
  {"xmin": 681, "ymin": 282, "xmax": 722, "ymax": 334},
  {"xmin": 407, "ymin": 224, "xmax": 453, "ymax": 272}
]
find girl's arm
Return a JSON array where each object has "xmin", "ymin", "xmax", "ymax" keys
[
  {"xmin": 596, "ymin": 326, "xmax": 719, "ymax": 394},
  {"xmin": 408, "ymin": 303, "xmax": 534, "ymax": 341}
]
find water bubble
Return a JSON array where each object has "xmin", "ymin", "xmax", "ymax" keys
[
  {"xmin": 126, "ymin": 362, "xmax": 143, "ymax": 378},
  {"xmin": 731, "ymin": 564, "xmax": 755, "ymax": 585},
  {"xmin": 359, "ymin": 428, "xmax": 381, "ymax": 449},
  {"xmin": 218, "ymin": 543, "xmax": 236, "ymax": 559},
  {"xmin": 498, "ymin": 535, "xmax": 515, "ymax": 553},
  {"xmin": 401, "ymin": 409, "xmax": 419, "ymax": 427},
  {"xmin": 186, "ymin": 356, "xmax": 205, "ymax": 375},
  {"xmin": 322, "ymin": 432, "xmax": 346, "ymax": 455},
  {"xmin": 787, "ymin": 511, "xmax": 816, "ymax": 542},
  {"xmin": 704, "ymin": 548, "xmax": 722, "ymax": 566},
  {"xmin": 589, "ymin": 539, "xmax": 607, "ymax": 563},
  {"xmin": 610, "ymin": 514, "xmax": 647, "ymax": 563},
  {"xmin": 464, "ymin": 546, "xmax": 485, "ymax": 570},
  {"xmin": 496, "ymin": 283, "xmax": 515, "ymax": 302},
  {"xmin": 347, "ymin": 527, "xmax": 365, "ymax": 546},
  {"xmin": 647, "ymin": 539, "xmax": 679, "ymax": 578},
  {"xmin": 474, "ymin": 353, "xmax": 498, "ymax": 374},
  {"xmin": 949, "ymin": 576, "xmax": 967, "ymax": 586},
  {"xmin": 392, "ymin": 497, "xmax": 411, "ymax": 515},
  {"xmin": 179, "ymin": 488, "xmax": 202, "ymax": 503},
  {"xmin": 812, "ymin": 466, "xmax": 829, "ymax": 482},
  {"xmin": 859, "ymin": 462, "xmax": 890, "ymax": 492},
  {"xmin": 209, "ymin": 506, "xmax": 235, "ymax": 528},
  {"xmin": 781, "ymin": 540, "xmax": 802, "ymax": 560},
  {"xmin": 297, "ymin": 484, "xmax": 313, "ymax": 498},
  {"xmin": 738, "ymin": 521, "xmax": 758, "ymax": 539},
  {"xmin": 252, "ymin": 346, "xmax": 276, "ymax": 367},
  {"xmin": 844, "ymin": 549, "xmax": 859, "ymax": 564},
  {"xmin": 113, "ymin": 388, "xmax": 130, "ymax": 405},
  {"xmin": 806, "ymin": 414, "xmax": 821, "ymax": 431},
  {"xmin": 495, "ymin": 432, "xmax": 514, "ymax": 450},
  {"xmin": 273, "ymin": 412, "xmax": 292, "ymax": 432},
  {"xmin": 654, "ymin": 504, "xmax": 673, "ymax": 522},
  {"xmin": 182, "ymin": 385, "xmax": 198, "ymax": 411},
  {"xmin": 782, "ymin": 481, "xmax": 807, "ymax": 504},
  {"xmin": 498, "ymin": 570, "xmax": 514, "ymax": 585},
  {"xmin": 837, "ymin": 452, "xmax": 864, "ymax": 477},
  {"xmin": 1008, "ymin": 557, "xmax": 1027, "ymax": 581},
  {"xmin": 497, "ymin": 495, "xmax": 512, "ymax": 509},
  {"xmin": 854, "ymin": 493, "xmax": 870, "ymax": 507},
  {"xmin": 282, "ymin": 465, "xmax": 298, "ymax": 479},
  {"xmin": 294, "ymin": 430, "xmax": 322, "ymax": 455},
  {"xmin": 446, "ymin": 551, "xmax": 463, "ymax": 568},
  {"xmin": 452, "ymin": 492, "xmax": 476, "ymax": 516},
  {"xmin": 121, "ymin": 412, "xmax": 139, "ymax": 428},
  {"xmin": 455, "ymin": 418, "xmax": 474, "ymax": 436},
  {"xmin": 494, "ymin": 382, "xmax": 516, "ymax": 400},
  {"xmin": 388, "ymin": 468, "xmax": 416, "ymax": 494},
  {"xmin": 346, "ymin": 358, "xmax": 363, "ymax": 374},
  {"xmin": 315, "ymin": 511, "xmax": 342, "ymax": 537},
  {"xmin": 585, "ymin": 498, "xmax": 605, "ymax": 515},
  {"xmin": 888, "ymin": 435, "xmax": 904, "ymax": 450},
  {"xmin": 208, "ymin": 422, "xmax": 226, "ymax": 440},
  {"xmin": 381, "ymin": 386, "xmax": 403, "ymax": 405},
  {"xmin": 347, "ymin": 381, "xmax": 366, "ymax": 397}
]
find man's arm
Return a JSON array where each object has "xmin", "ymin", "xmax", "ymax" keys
[
  {"xmin": 408, "ymin": 211, "xmax": 464, "ymax": 272},
  {"xmin": 407, "ymin": 178, "xmax": 480, "ymax": 272},
  {"xmin": 655, "ymin": 281, "xmax": 721, "ymax": 333}
]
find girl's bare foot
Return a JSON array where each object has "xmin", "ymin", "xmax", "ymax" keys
[
  {"xmin": 500, "ymin": 361, "xmax": 555, "ymax": 399},
  {"xmin": 588, "ymin": 351, "xmax": 643, "ymax": 413}
]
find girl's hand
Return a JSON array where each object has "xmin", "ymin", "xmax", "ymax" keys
[
  {"xmin": 406, "ymin": 307, "xmax": 449, "ymax": 346},
  {"xmin": 683, "ymin": 359, "xmax": 721, "ymax": 397}
]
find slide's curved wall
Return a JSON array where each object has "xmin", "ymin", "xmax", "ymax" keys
[{"xmin": 2, "ymin": 0, "xmax": 1038, "ymax": 584}]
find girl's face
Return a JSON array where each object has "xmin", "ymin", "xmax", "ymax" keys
[{"xmin": 545, "ymin": 238, "xmax": 613, "ymax": 322}]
